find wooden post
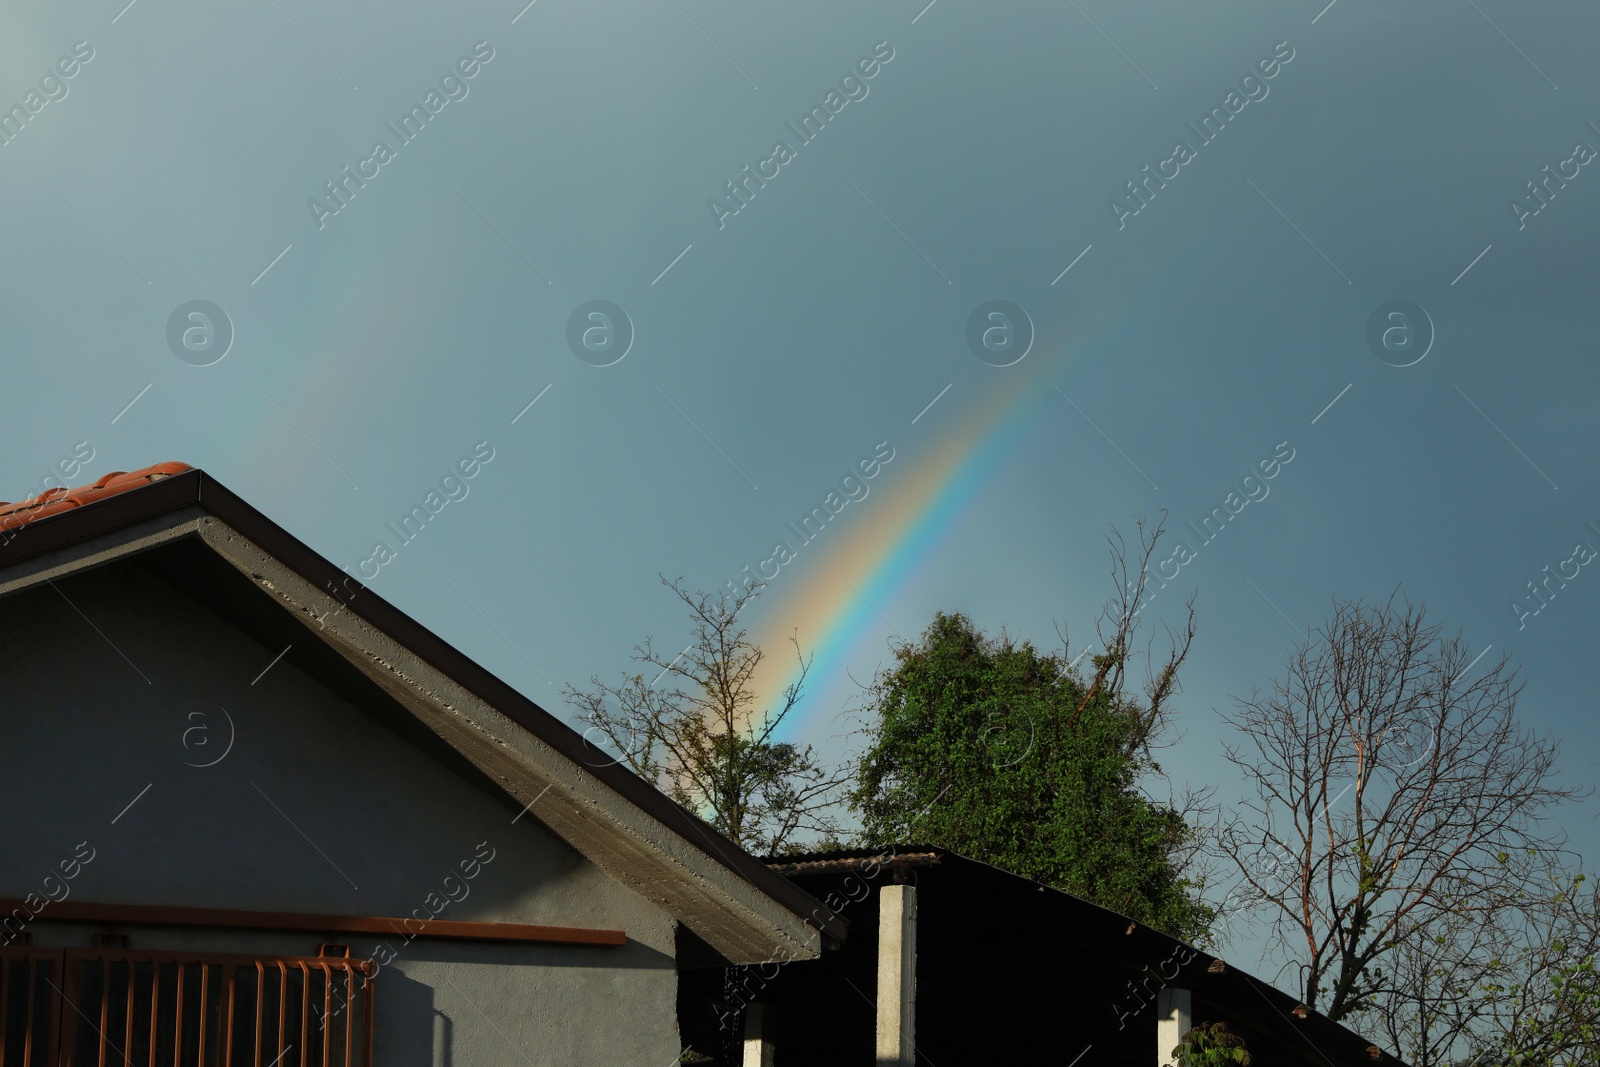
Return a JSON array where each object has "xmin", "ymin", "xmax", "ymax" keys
[{"xmin": 876, "ymin": 884, "xmax": 917, "ymax": 1066}]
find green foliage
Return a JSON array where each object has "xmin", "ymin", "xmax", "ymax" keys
[
  {"xmin": 1173, "ymin": 1022, "xmax": 1251, "ymax": 1067},
  {"xmin": 850, "ymin": 611, "xmax": 1214, "ymax": 944}
]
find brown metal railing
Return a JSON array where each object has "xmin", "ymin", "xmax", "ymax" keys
[
  {"xmin": 0, "ymin": 950, "xmax": 65, "ymax": 1067},
  {"xmin": 0, "ymin": 948, "xmax": 373, "ymax": 1067}
]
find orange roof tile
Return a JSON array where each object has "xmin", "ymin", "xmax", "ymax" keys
[{"xmin": 0, "ymin": 462, "xmax": 193, "ymax": 534}]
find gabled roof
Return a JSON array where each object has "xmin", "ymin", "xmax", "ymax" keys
[
  {"xmin": 0, "ymin": 464, "xmax": 846, "ymax": 964},
  {"xmin": 764, "ymin": 845, "xmax": 1405, "ymax": 1067}
]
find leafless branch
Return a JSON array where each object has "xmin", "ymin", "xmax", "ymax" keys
[
  {"xmin": 564, "ymin": 576, "xmax": 851, "ymax": 855},
  {"xmin": 1216, "ymin": 593, "xmax": 1586, "ymax": 1064}
]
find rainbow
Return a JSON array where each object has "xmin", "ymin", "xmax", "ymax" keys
[{"xmin": 748, "ymin": 302, "xmax": 1122, "ymax": 741}]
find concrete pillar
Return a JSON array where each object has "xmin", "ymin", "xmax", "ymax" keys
[
  {"xmin": 741, "ymin": 1002, "xmax": 774, "ymax": 1067},
  {"xmin": 1157, "ymin": 987, "xmax": 1191, "ymax": 1067},
  {"xmin": 876, "ymin": 883, "xmax": 917, "ymax": 1066}
]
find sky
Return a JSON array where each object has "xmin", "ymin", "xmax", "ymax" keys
[{"xmin": 5, "ymin": 0, "xmax": 1600, "ymax": 982}]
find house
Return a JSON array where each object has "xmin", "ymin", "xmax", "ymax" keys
[
  {"xmin": 0, "ymin": 463, "xmax": 847, "ymax": 1067},
  {"xmin": 679, "ymin": 846, "xmax": 1407, "ymax": 1066}
]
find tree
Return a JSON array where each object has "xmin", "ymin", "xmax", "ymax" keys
[
  {"xmin": 850, "ymin": 520, "xmax": 1215, "ymax": 944},
  {"xmin": 1216, "ymin": 593, "xmax": 1586, "ymax": 1065},
  {"xmin": 1422, "ymin": 868, "xmax": 1600, "ymax": 1067},
  {"xmin": 1173, "ymin": 1021, "xmax": 1252, "ymax": 1067},
  {"xmin": 564, "ymin": 576, "xmax": 849, "ymax": 857}
]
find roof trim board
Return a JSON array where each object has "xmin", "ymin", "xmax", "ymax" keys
[{"xmin": 0, "ymin": 898, "xmax": 626, "ymax": 947}]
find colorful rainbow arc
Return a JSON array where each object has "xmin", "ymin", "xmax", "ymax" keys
[{"xmin": 747, "ymin": 312, "xmax": 1114, "ymax": 741}]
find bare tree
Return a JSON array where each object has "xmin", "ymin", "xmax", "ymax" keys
[
  {"xmin": 564, "ymin": 576, "xmax": 849, "ymax": 857},
  {"xmin": 1217, "ymin": 593, "xmax": 1584, "ymax": 1065},
  {"xmin": 1463, "ymin": 864, "xmax": 1600, "ymax": 1067},
  {"xmin": 1063, "ymin": 514, "xmax": 1198, "ymax": 756},
  {"xmin": 1375, "ymin": 866, "xmax": 1600, "ymax": 1067},
  {"xmin": 1034, "ymin": 515, "xmax": 1216, "ymax": 927},
  {"xmin": 1070, "ymin": 516, "xmax": 1217, "ymax": 894}
]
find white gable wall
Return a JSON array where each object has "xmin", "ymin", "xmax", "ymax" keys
[{"xmin": 0, "ymin": 561, "xmax": 680, "ymax": 1067}]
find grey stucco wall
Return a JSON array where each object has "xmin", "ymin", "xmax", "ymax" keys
[{"xmin": 0, "ymin": 561, "xmax": 681, "ymax": 1066}]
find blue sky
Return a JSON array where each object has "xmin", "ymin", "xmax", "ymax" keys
[{"xmin": 5, "ymin": 0, "xmax": 1600, "ymax": 976}]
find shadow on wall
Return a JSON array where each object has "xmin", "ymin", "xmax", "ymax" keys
[
  {"xmin": 375, "ymin": 970, "xmax": 444, "ymax": 1067},
  {"xmin": 435, "ymin": 1010, "xmax": 452, "ymax": 1067}
]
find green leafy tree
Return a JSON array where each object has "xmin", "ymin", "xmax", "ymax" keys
[{"xmin": 850, "ymin": 521, "xmax": 1215, "ymax": 944}]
